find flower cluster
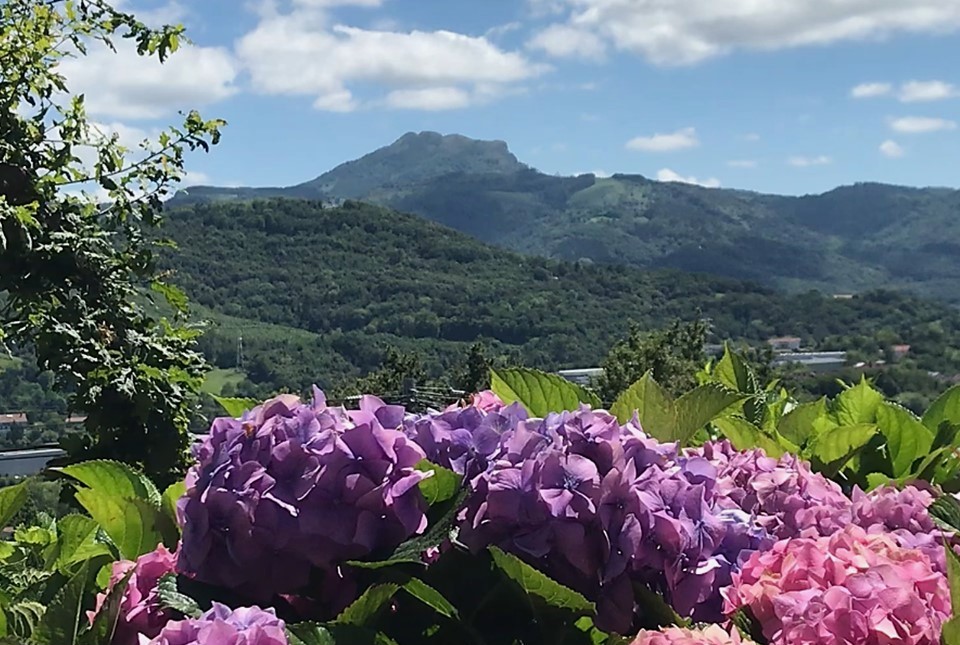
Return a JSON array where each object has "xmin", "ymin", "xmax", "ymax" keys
[
  {"xmin": 458, "ymin": 407, "xmax": 772, "ymax": 632},
  {"xmin": 147, "ymin": 604, "xmax": 287, "ymax": 645},
  {"xmin": 88, "ymin": 543, "xmax": 178, "ymax": 645},
  {"xmin": 723, "ymin": 525, "xmax": 951, "ymax": 645},
  {"xmin": 631, "ymin": 625, "xmax": 750, "ymax": 645},
  {"xmin": 176, "ymin": 389, "xmax": 430, "ymax": 601}
]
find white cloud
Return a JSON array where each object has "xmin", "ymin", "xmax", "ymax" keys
[
  {"xmin": 485, "ymin": 22, "xmax": 523, "ymax": 40},
  {"xmin": 879, "ymin": 140, "xmax": 905, "ymax": 158},
  {"xmin": 626, "ymin": 127, "xmax": 699, "ymax": 152},
  {"xmin": 889, "ymin": 116, "xmax": 958, "ymax": 133},
  {"xmin": 743, "ymin": 133, "xmax": 761, "ymax": 142},
  {"xmin": 181, "ymin": 170, "xmax": 212, "ymax": 186},
  {"xmin": 385, "ymin": 87, "xmax": 472, "ymax": 111},
  {"xmin": 788, "ymin": 155, "xmax": 833, "ymax": 167},
  {"xmin": 527, "ymin": 24, "xmax": 606, "ymax": 60},
  {"xmin": 60, "ymin": 40, "xmax": 239, "ymax": 120},
  {"xmin": 112, "ymin": 0, "xmax": 189, "ymax": 27},
  {"xmin": 656, "ymin": 168, "xmax": 720, "ymax": 188},
  {"xmin": 236, "ymin": 7, "xmax": 547, "ymax": 112},
  {"xmin": 727, "ymin": 160, "xmax": 758, "ymax": 168},
  {"xmin": 898, "ymin": 80, "xmax": 958, "ymax": 102},
  {"xmin": 530, "ymin": 1, "xmax": 960, "ymax": 65},
  {"xmin": 851, "ymin": 82, "xmax": 892, "ymax": 98}
]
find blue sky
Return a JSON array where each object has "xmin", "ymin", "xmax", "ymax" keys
[{"xmin": 64, "ymin": 0, "xmax": 960, "ymax": 195}]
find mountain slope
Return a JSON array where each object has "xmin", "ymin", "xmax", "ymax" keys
[
  {"xmin": 168, "ymin": 132, "xmax": 960, "ymax": 301},
  {"xmin": 160, "ymin": 198, "xmax": 960, "ymax": 397}
]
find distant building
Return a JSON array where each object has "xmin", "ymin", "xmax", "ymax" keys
[
  {"xmin": 890, "ymin": 344, "xmax": 911, "ymax": 361},
  {"xmin": 767, "ymin": 336, "xmax": 803, "ymax": 352},
  {"xmin": 0, "ymin": 413, "xmax": 27, "ymax": 435},
  {"xmin": 772, "ymin": 351, "xmax": 848, "ymax": 372},
  {"xmin": 833, "ymin": 294, "xmax": 855, "ymax": 300},
  {"xmin": 65, "ymin": 415, "xmax": 87, "ymax": 427},
  {"xmin": 557, "ymin": 368, "xmax": 603, "ymax": 386},
  {"xmin": 0, "ymin": 447, "xmax": 66, "ymax": 477}
]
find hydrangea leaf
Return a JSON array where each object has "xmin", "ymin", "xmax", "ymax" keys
[
  {"xmin": 930, "ymin": 495, "xmax": 960, "ymax": 534},
  {"xmin": 777, "ymin": 397, "xmax": 828, "ymax": 447},
  {"xmin": 211, "ymin": 394, "xmax": 261, "ymax": 418},
  {"xmin": 155, "ymin": 573, "xmax": 202, "ymax": 619},
  {"xmin": 401, "ymin": 578, "xmax": 458, "ymax": 619},
  {"xmin": 334, "ymin": 583, "xmax": 401, "ymax": 627},
  {"xmin": 712, "ymin": 416, "xmax": 787, "ymax": 458},
  {"xmin": 834, "ymin": 378, "xmax": 883, "ymax": 426},
  {"xmin": 944, "ymin": 536, "xmax": 960, "ymax": 617},
  {"xmin": 287, "ymin": 624, "xmax": 396, "ymax": 645},
  {"xmin": 74, "ymin": 489, "xmax": 163, "ymax": 561},
  {"xmin": 55, "ymin": 460, "xmax": 161, "ymax": 507},
  {"xmin": 609, "ymin": 371, "xmax": 677, "ymax": 440},
  {"xmin": 875, "ymin": 402, "xmax": 933, "ymax": 477},
  {"xmin": 0, "ymin": 481, "xmax": 30, "ymax": 529},
  {"xmin": 82, "ymin": 569, "xmax": 133, "ymax": 645},
  {"xmin": 922, "ymin": 384, "xmax": 960, "ymax": 433},
  {"xmin": 53, "ymin": 515, "xmax": 112, "ymax": 572},
  {"xmin": 159, "ymin": 480, "xmax": 186, "ymax": 546},
  {"xmin": 674, "ymin": 384, "xmax": 744, "ymax": 446},
  {"xmin": 32, "ymin": 560, "xmax": 90, "ymax": 645},
  {"xmin": 810, "ymin": 423, "xmax": 878, "ymax": 476},
  {"xmin": 414, "ymin": 460, "xmax": 460, "ymax": 506},
  {"xmin": 942, "ymin": 617, "xmax": 960, "ymax": 645},
  {"xmin": 491, "ymin": 368, "xmax": 602, "ymax": 417},
  {"xmin": 713, "ymin": 345, "xmax": 756, "ymax": 393},
  {"xmin": 285, "ymin": 623, "xmax": 335, "ymax": 645},
  {"xmin": 489, "ymin": 546, "xmax": 594, "ymax": 615}
]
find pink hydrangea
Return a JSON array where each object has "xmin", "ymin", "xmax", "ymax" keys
[
  {"xmin": 470, "ymin": 390, "xmax": 504, "ymax": 412},
  {"xmin": 631, "ymin": 625, "xmax": 750, "ymax": 644},
  {"xmin": 146, "ymin": 603, "xmax": 286, "ymax": 645},
  {"xmin": 723, "ymin": 525, "xmax": 951, "ymax": 645},
  {"xmin": 88, "ymin": 543, "xmax": 177, "ymax": 645}
]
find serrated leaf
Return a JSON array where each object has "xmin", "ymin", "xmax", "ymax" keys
[
  {"xmin": 414, "ymin": 460, "xmax": 459, "ymax": 507},
  {"xmin": 0, "ymin": 482, "xmax": 29, "ymax": 529},
  {"xmin": 930, "ymin": 496, "xmax": 960, "ymax": 534},
  {"xmin": 865, "ymin": 473, "xmax": 892, "ymax": 491},
  {"xmin": 777, "ymin": 398, "xmax": 828, "ymax": 447},
  {"xmin": 632, "ymin": 583, "xmax": 689, "ymax": 630},
  {"xmin": 932, "ymin": 421, "xmax": 960, "ymax": 452},
  {"xmin": 156, "ymin": 573, "xmax": 202, "ymax": 618},
  {"xmin": 489, "ymin": 546, "xmax": 594, "ymax": 614},
  {"xmin": 388, "ymin": 486, "xmax": 469, "ymax": 564},
  {"xmin": 32, "ymin": 560, "xmax": 90, "ymax": 645},
  {"xmin": 211, "ymin": 394, "xmax": 261, "ymax": 418},
  {"xmin": 82, "ymin": 568, "xmax": 132, "ymax": 645},
  {"xmin": 285, "ymin": 623, "xmax": 335, "ymax": 645},
  {"xmin": 876, "ymin": 402, "xmax": 933, "ymax": 477},
  {"xmin": 922, "ymin": 384, "xmax": 960, "ymax": 433},
  {"xmin": 74, "ymin": 489, "xmax": 162, "ymax": 560},
  {"xmin": 834, "ymin": 379, "xmax": 883, "ymax": 426},
  {"xmin": 713, "ymin": 345, "xmax": 755, "ymax": 393},
  {"xmin": 159, "ymin": 480, "xmax": 186, "ymax": 547},
  {"xmin": 334, "ymin": 583, "xmax": 400, "ymax": 626},
  {"xmin": 609, "ymin": 372, "xmax": 677, "ymax": 440},
  {"xmin": 401, "ymin": 578, "xmax": 458, "ymax": 618},
  {"xmin": 54, "ymin": 515, "xmax": 112, "ymax": 572},
  {"xmin": 811, "ymin": 423, "xmax": 878, "ymax": 475},
  {"xmin": 941, "ymin": 616, "xmax": 960, "ymax": 645},
  {"xmin": 712, "ymin": 416, "xmax": 787, "ymax": 459},
  {"xmin": 674, "ymin": 384, "xmax": 744, "ymax": 446},
  {"xmin": 491, "ymin": 368, "xmax": 602, "ymax": 417},
  {"xmin": 731, "ymin": 606, "xmax": 768, "ymax": 644},
  {"xmin": 55, "ymin": 460, "xmax": 161, "ymax": 507},
  {"xmin": 945, "ymin": 536, "xmax": 960, "ymax": 616}
]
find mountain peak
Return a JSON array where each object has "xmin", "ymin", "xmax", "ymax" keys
[{"xmin": 299, "ymin": 131, "xmax": 526, "ymax": 198}]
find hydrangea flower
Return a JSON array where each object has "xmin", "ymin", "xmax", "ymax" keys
[
  {"xmin": 631, "ymin": 625, "xmax": 751, "ymax": 645},
  {"xmin": 88, "ymin": 543, "xmax": 177, "ymax": 645},
  {"xmin": 723, "ymin": 525, "xmax": 951, "ymax": 645},
  {"xmin": 177, "ymin": 388, "xmax": 430, "ymax": 603},
  {"xmin": 146, "ymin": 603, "xmax": 286, "ymax": 645}
]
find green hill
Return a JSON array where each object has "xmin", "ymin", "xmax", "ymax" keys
[{"xmin": 169, "ymin": 132, "xmax": 960, "ymax": 302}]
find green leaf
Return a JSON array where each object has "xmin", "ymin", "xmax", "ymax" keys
[
  {"xmin": 0, "ymin": 482, "xmax": 29, "ymax": 529},
  {"xmin": 286, "ymin": 623, "xmax": 335, "ymax": 645},
  {"xmin": 876, "ymin": 402, "xmax": 933, "ymax": 477},
  {"xmin": 930, "ymin": 495, "xmax": 960, "ymax": 534},
  {"xmin": 777, "ymin": 398, "xmax": 828, "ymax": 447},
  {"xmin": 865, "ymin": 473, "xmax": 892, "ymax": 490},
  {"xmin": 286, "ymin": 624, "xmax": 393, "ymax": 645},
  {"xmin": 941, "ymin": 617, "xmax": 960, "ymax": 645},
  {"xmin": 150, "ymin": 280, "xmax": 189, "ymax": 313},
  {"xmin": 834, "ymin": 379, "xmax": 883, "ymax": 426},
  {"xmin": 156, "ymin": 573, "xmax": 202, "ymax": 619},
  {"xmin": 413, "ymin": 460, "xmax": 460, "ymax": 506},
  {"xmin": 713, "ymin": 345, "xmax": 755, "ymax": 393},
  {"xmin": 931, "ymin": 421, "xmax": 960, "ymax": 452},
  {"xmin": 731, "ymin": 606, "xmax": 768, "ymax": 645},
  {"xmin": 33, "ymin": 560, "xmax": 90, "ymax": 645},
  {"xmin": 334, "ymin": 583, "xmax": 400, "ymax": 626},
  {"xmin": 211, "ymin": 394, "xmax": 261, "ymax": 418},
  {"xmin": 401, "ymin": 578, "xmax": 458, "ymax": 619},
  {"xmin": 922, "ymin": 384, "xmax": 960, "ymax": 433},
  {"xmin": 609, "ymin": 372, "xmax": 677, "ymax": 441},
  {"xmin": 387, "ymin": 486, "xmax": 469, "ymax": 565},
  {"xmin": 488, "ymin": 546, "xmax": 594, "ymax": 614},
  {"xmin": 490, "ymin": 368, "xmax": 602, "ymax": 417},
  {"xmin": 632, "ymin": 583, "xmax": 690, "ymax": 630},
  {"xmin": 54, "ymin": 514, "xmax": 112, "ymax": 571},
  {"xmin": 945, "ymin": 536, "xmax": 960, "ymax": 616},
  {"xmin": 712, "ymin": 416, "xmax": 787, "ymax": 458},
  {"xmin": 74, "ymin": 488, "xmax": 162, "ymax": 561},
  {"xmin": 82, "ymin": 568, "xmax": 132, "ymax": 645},
  {"xmin": 674, "ymin": 384, "xmax": 744, "ymax": 446},
  {"xmin": 159, "ymin": 480, "xmax": 186, "ymax": 547},
  {"xmin": 55, "ymin": 460, "xmax": 161, "ymax": 507},
  {"xmin": 810, "ymin": 423, "xmax": 878, "ymax": 474}
]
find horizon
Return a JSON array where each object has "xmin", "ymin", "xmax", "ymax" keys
[{"xmin": 61, "ymin": 0, "xmax": 960, "ymax": 197}]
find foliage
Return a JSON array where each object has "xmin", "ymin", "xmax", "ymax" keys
[{"xmin": 0, "ymin": 0, "xmax": 223, "ymax": 486}]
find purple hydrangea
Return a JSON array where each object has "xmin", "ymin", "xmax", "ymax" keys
[
  {"xmin": 147, "ymin": 603, "xmax": 286, "ymax": 645},
  {"xmin": 177, "ymin": 389, "xmax": 430, "ymax": 603}
]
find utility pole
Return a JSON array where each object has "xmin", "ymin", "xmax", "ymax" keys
[{"xmin": 236, "ymin": 335, "xmax": 244, "ymax": 370}]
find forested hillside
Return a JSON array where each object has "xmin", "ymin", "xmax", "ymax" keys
[
  {"xmin": 170, "ymin": 132, "xmax": 960, "ymax": 301},
  {"xmin": 156, "ymin": 198, "xmax": 960, "ymax": 398}
]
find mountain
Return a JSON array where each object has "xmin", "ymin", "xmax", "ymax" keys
[
  {"xmin": 160, "ymin": 198, "xmax": 960, "ymax": 400},
  {"xmin": 169, "ymin": 132, "xmax": 960, "ymax": 302}
]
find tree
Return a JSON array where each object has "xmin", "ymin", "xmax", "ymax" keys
[
  {"xmin": 597, "ymin": 319, "xmax": 708, "ymax": 401},
  {"xmin": 0, "ymin": 0, "xmax": 224, "ymax": 486}
]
